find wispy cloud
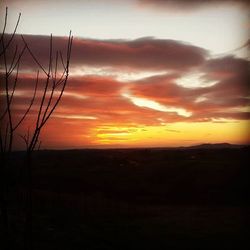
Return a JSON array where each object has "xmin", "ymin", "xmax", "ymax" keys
[{"xmin": 2, "ymin": 33, "xmax": 249, "ymax": 148}]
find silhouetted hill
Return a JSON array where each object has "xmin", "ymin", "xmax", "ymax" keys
[{"xmin": 185, "ymin": 143, "xmax": 247, "ymax": 149}]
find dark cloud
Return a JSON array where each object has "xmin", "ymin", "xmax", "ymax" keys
[
  {"xmin": 127, "ymin": 55, "xmax": 249, "ymax": 120},
  {"xmin": 200, "ymin": 56, "xmax": 250, "ymax": 107},
  {"xmin": 138, "ymin": 0, "xmax": 250, "ymax": 11},
  {"xmin": 205, "ymin": 56, "xmax": 249, "ymax": 74},
  {"xmin": 4, "ymin": 34, "xmax": 207, "ymax": 72}
]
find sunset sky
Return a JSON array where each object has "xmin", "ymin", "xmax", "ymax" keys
[{"xmin": 1, "ymin": 0, "xmax": 250, "ymax": 149}]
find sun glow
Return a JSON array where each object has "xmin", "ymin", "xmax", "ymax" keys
[{"xmin": 92, "ymin": 120, "xmax": 249, "ymax": 147}]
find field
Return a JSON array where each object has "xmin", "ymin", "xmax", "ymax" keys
[{"xmin": 2, "ymin": 146, "xmax": 250, "ymax": 249}]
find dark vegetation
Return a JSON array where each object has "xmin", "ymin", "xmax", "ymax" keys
[{"xmin": 2, "ymin": 146, "xmax": 250, "ymax": 249}]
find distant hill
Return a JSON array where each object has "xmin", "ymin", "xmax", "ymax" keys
[
  {"xmin": 185, "ymin": 143, "xmax": 247, "ymax": 150},
  {"xmin": 148, "ymin": 143, "xmax": 249, "ymax": 151},
  {"xmin": 13, "ymin": 143, "xmax": 249, "ymax": 153}
]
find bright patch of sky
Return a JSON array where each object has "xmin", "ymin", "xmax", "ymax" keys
[
  {"xmin": 123, "ymin": 93, "xmax": 192, "ymax": 117},
  {"xmin": 176, "ymin": 72, "xmax": 218, "ymax": 88},
  {"xmin": 54, "ymin": 114, "xmax": 97, "ymax": 120},
  {"xmin": 2, "ymin": 0, "xmax": 248, "ymax": 58},
  {"xmin": 72, "ymin": 67, "xmax": 168, "ymax": 82}
]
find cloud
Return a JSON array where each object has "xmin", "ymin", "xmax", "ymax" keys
[
  {"xmin": 126, "ymin": 55, "xmax": 250, "ymax": 121},
  {"xmin": 1, "ymin": 33, "xmax": 249, "ymax": 149},
  {"xmin": 137, "ymin": 0, "xmax": 250, "ymax": 11},
  {"xmin": 165, "ymin": 128, "xmax": 181, "ymax": 133},
  {"xmin": 66, "ymin": 76, "xmax": 125, "ymax": 96},
  {"xmin": 200, "ymin": 56, "xmax": 250, "ymax": 107},
  {"xmin": 7, "ymin": 54, "xmax": 249, "ymax": 129},
  {"xmin": 4, "ymin": 34, "xmax": 207, "ymax": 73},
  {"xmin": 3, "ymin": 53, "xmax": 249, "ymax": 123}
]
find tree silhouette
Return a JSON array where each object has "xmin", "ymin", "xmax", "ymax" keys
[{"xmin": 0, "ymin": 6, "xmax": 73, "ymax": 249}]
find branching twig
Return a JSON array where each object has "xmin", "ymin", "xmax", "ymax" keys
[
  {"xmin": 13, "ymin": 71, "xmax": 39, "ymax": 131},
  {"xmin": 0, "ymin": 8, "xmax": 21, "ymax": 57},
  {"xmin": 21, "ymin": 35, "xmax": 48, "ymax": 76},
  {"xmin": 0, "ymin": 7, "xmax": 8, "ymax": 43}
]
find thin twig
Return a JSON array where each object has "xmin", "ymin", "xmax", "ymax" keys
[
  {"xmin": 41, "ymin": 35, "xmax": 55, "ymax": 124},
  {"xmin": 0, "ymin": 7, "xmax": 8, "ymax": 44},
  {"xmin": 13, "ymin": 71, "xmax": 39, "ymax": 131},
  {"xmin": 0, "ymin": 60, "xmax": 21, "ymax": 122},
  {"xmin": 40, "ymin": 33, "xmax": 73, "ymax": 127},
  {"xmin": 21, "ymin": 35, "xmax": 48, "ymax": 76},
  {"xmin": 35, "ymin": 34, "xmax": 52, "ymax": 130},
  {"xmin": 0, "ymin": 11, "xmax": 21, "ymax": 57},
  {"xmin": 8, "ymin": 45, "xmax": 27, "ymax": 76},
  {"xmin": 8, "ymin": 45, "xmax": 18, "ymax": 74},
  {"xmin": 2, "ymin": 36, "xmax": 13, "ymax": 153}
]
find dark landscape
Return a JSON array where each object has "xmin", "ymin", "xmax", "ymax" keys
[{"xmin": 2, "ymin": 144, "xmax": 250, "ymax": 249}]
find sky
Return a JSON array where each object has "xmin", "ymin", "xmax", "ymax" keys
[{"xmin": 1, "ymin": 0, "xmax": 250, "ymax": 149}]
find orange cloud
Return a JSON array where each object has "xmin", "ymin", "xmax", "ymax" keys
[{"xmin": 2, "ymin": 34, "xmax": 249, "ymax": 149}]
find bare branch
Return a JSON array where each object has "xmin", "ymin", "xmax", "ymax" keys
[
  {"xmin": 0, "ymin": 11, "xmax": 21, "ymax": 57},
  {"xmin": 8, "ymin": 44, "xmax": 27, "ymax": 76},
  {"xmin": 2, "ymin": 36, "xmax": 13, "ymax": 153},
  {"xmin": 40, "ymin": 32, "xmax": 73, "ymax": 127},
  {"xmin": 7, "ymin": 45, "xmax": 18, "ymax": 74},
  {"xmin": 9, "ymin": 60, "xmax": 20, "ymax": 104},
  {"xmin": 53, "ymin": 51, "xmax": 58, "ymax": 82},
  {"xmin": 13, "ymin": 71, "xmax": 39, "ymax": 131},
  {"xmin": 35, "ymin": 34, "xmax": 53, "ymax": 130},
  {"xmin": 30, "ymin": 130, "xmax": 40, "ymax": 152},
  {"xmin": 21, "ymin": 35, "xmax": 48, "ymax": 76},
  {"xmin": 59, "ymin": 51, "xmax": 66, "ymax": 71},
  {"xmin": 54, "ymin": 51, "xmax": 68, "ymax": 87},
  {"xmin": 40, "ymin": 35, "xmax": 55, "ymax": 124},
  {"xmin": 0, "ymin": 7, "xmax": 8, "ymax": 43}
]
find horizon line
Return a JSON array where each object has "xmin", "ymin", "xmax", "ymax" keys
[{"xmin": 13, "ymin": 142, "xmax": 250, "ymax": 152}]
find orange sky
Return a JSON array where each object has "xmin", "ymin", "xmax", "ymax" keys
[{"xmin": 1, "ymin": 0, "xmax": 249, "ymax": 149}]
